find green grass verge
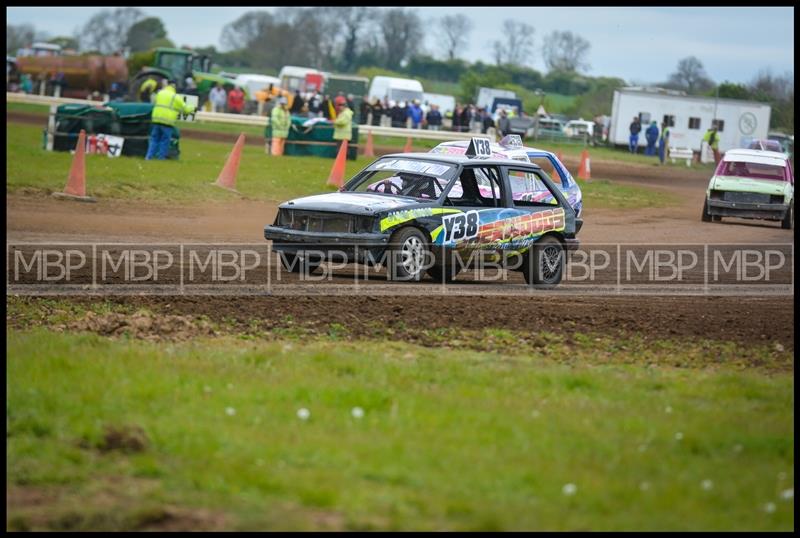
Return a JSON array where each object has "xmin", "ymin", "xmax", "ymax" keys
[
  {"xmin": 6, "ymin": 327, "xmax": 793, "ymax": 531},
  {"xmin": 8, "ymin": 120, "xmax": 677, "ymax": 208},
  {"xmin": 6, "ymin": 122, "xmax": 371, "ymax": 203},
  {"xmin": 580, "ymin": 179, "xmax": 680, "ymax": 209}
]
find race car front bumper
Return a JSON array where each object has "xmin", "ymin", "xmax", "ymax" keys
[
  {"xmin": 707, "ymin": 199, "xmax": 789, "ymax": 220},
  {"xmin": 264, "ymin": 225, "xmax": 390, "ymax": 262}
]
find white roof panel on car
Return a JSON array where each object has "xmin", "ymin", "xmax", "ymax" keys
[{"xmin": 722, "ymin": 149, "xmax": 788, "ymax": 167}]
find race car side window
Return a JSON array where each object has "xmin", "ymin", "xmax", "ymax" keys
[
  {"xmin": 507, "ymin": 168, "xmax": 559, "ymax": 207},
  {"xmin": 529, "ymin": 156, "xmax": 563, "ymax": 185},
  {"xmin": 445, "ymin": 166, "xmax": 505, "ymax": 208}
]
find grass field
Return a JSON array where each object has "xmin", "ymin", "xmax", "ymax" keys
[
  {"xmin": 6, "ymin": 122, "xmax": 678, "ymax": 208},
  {"xmin": 6, "ymin": 298, "xmax": 794, "ymax": 530}
]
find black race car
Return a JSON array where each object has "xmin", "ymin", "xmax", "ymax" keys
[{"xmin": 264, "ymin": 140, "xmax": 583, "ymax": 287}]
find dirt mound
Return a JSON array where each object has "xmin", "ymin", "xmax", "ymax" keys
[
  {"xmin": 67, "ymin": 310, "xmax": 215, "ymax": 340},
  {"xmin": 96, "ymin": 424, "xmax": 149, "ymax": 454}
]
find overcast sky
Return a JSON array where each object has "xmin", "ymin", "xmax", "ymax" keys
[{"xmin": 6, "ymin": 6, "xmax": 795, "ymax": 85}]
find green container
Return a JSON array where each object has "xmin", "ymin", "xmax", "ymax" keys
[{"xmin": 265, "ymin": 116, "xmax": 358, "ymax": 160}]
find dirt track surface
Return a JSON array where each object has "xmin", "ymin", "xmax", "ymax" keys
[{"xmin": 32, "ymin": 294, "xmax": 790, "ymax": 349}]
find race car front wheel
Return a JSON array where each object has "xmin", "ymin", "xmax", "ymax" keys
[
  {"xmin": 387, "ymin": 227, "xmax": 429, "ymax": 282},
  {"xmin": 701, "ymin": 199, "xmax": 712, "ymax": 222},
  {"xmin": 781, "ymin": 201, "xmax": 793, "ymax": 230},
  {"xmin": 523, "ymin": 235, "xmax": 564, "ymax": 289}
]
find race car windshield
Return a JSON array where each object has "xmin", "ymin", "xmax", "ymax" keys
[
  {"xmin": 347, "ymin": 159, "xmax": 457, "ymax": 200},
  {"xmin": 719, "ymin": 161, "xmax": 787, "ymax": 181}
]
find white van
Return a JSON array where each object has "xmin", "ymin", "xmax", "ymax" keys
[
  {"xmin": 368, "ymin": 76, "xmax": 424, "ymax": 105},
  {"xmin": 278, "ymin": 66, "xmax": 321, "ymax": 93},
  {"xmin": 235, "ymin": 74, "xmax": 281, "ymax": 99},
  {"xmin": 235, "ymin": 74, "xmax": 281, "ymax": 113},
  {"xmin": 423, "ymin": 92, "xmax": 456, "ymax": 115}
]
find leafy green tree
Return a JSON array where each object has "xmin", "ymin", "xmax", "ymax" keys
[
  {"xmin": 711, "ymin": 82, "xmax": 752, "ymax": 100},
  {"xmin": 125, "ymin": 17, "xmax": 169, "ymax": 53}
]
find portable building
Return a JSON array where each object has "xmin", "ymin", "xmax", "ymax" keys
[{"xmin": 609, "ymin": 87, "xmax": 771, "ymax": 152}]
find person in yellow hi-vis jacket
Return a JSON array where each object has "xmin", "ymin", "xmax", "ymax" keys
[
  {"xmin": 146, "ymin": 79, "xmax": 195, "ymax": 160},
  {"xmin": 332, "ymin": 95, "xmax": 353, "ymax": 153},
  {"xmin": 270, "ymin": 96, "xmax": 291, "ymax": 156}
]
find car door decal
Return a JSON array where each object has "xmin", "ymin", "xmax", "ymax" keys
[{"xmin": 432, "ymin": 207, "xmax": 565, "ymax": 248}]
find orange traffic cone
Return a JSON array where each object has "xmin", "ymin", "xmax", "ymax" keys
[
  {"xmin": 52, "ymin": 129, "xmax": 96, "ymax": 202},
  {"xmin": 364, "ymin": 130, "xmax": 375, "ymax": 157},
  {"xmin": 403, "ymin": 137, "xmax": 413, "ymax": 153},
  {"xmin": 327, "ymin": 140, "xmax": 349, "ymax": 188},
  {"xmin": 577, "ymin": 149, "xmax": 591, "ymax": 181},
  {"xmin": 214, "ymin": 133, "xmax": 245, "ymax": 192}
]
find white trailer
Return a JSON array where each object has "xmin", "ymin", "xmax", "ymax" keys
[{"xmin": 609, "ymin": 87, "xmax": 771, "ymax": 153}]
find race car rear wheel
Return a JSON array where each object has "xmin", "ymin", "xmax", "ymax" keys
[
  {"xmin": 701, "ymin": 199, "xmax": 712, "ymax": 222},
  {"xmin": 523, "ymin": 235, "xmax": 564, "ymax": 289},
  {"xmin": 387, "ymin": 227, "xmax": 429, "ymax": 282},
  {"xmin": 279, "ymin": 251, "xmax": 320, "ymax": 274},
  {"xmin": 781, "ymin": 201, "xmax": 793, "ymax": 230}
]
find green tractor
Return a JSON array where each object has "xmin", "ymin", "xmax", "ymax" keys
[{"xmin": 128, "ymin": 47, "xmax": 239, "ymax": 107}]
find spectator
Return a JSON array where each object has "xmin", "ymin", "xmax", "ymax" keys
[
  {"xmin": 146, "ymin": 79, "xmax": 195, "ymax": 160},
  {"xmin": 333, "ymin": 95, "xmax": 354, "ymax": 153},
  {"xmin": 658, "ymin": 121, "xmax": 670, "ymax": 165},
  {"xmin": 497, "ymin": 109, "xmax": 511, "ymax": 137},
  {"xmin": 227, "ymin": 85, "xmax": 245, "ymax": 114},
  {"xmin": 346, "ymin": 93, "xmax": 356, "ymax": 114},
  {"xmin": 460, "ymin": 105, "xmax": 473, "ymax": 133},
  {"xmin": 421, "ymin": 100, "xmax": 430, "ymax": 118},
  {"xmin": 426, "ymin": 104, "xmax": 442, "ymax": 131},
  {"xmin": 270, "ymin": 96, "xmax": 291, "ymax": 156},
  {"xmin": 481, "ymin": 108, "xmax": 495, "ymax": 134},
  {"xmin": 290, "ymin": 89, "xmax": 305, "ymax": 114},
  {"xmin": 209, "ymin": 83, "xmax": 227, "ymax": 113},
  {"xmin": 108, "ymin": 80, "xmax": 124, "ymax": 101},
  {"xmin": 644, "ymin": 120, "xmax": 659, "ymax": 156},
  {"xmin": 452, "ymin": 104, "xmax": 463, "ymax": 132},
  {"xmin": 407, "ymin": 99, "xmax": 423, "ymax": 129},
  {"xmin": 470, "ymin": 105, "xmax": 482, "ymax": 133},
  {"xmin": 308, "ymin": 91, "xmax": 322, "ymax": 117},
  {"xmin": 390, "ymin": 100, "xmax": 405, "ymax": 128},
  {"xmin": 138, "ymin": 77, "xmax": 158, "ymax": 103},
  {"xmin": 629, "ymin": 116, "xmax": 641, "ymax": 153},
  {"xmin": 594, "ymin": 115, "xmax": 604, "ymax": 145},
  {"xmin": 702, "ymin": 126, "xmax": 720, "ymax": 163},
  {"xmin": 51, "ymin": 71, "xmax": 67, "ymax": 95},
  {"xmin": 371, "ymin": 98, "xmax": 384, "ymax": 126},
  {"xmin": 20, "ymin": 73, "xmax": 33, "ymax": 94},
  {"xmin": 359, "ymin": 97, "xmax": 370, "ymax": 125}
]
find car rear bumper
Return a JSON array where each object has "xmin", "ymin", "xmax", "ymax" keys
[{"xmin": 707, "ymin": 199, "xmax": 789, "ymax": 220}]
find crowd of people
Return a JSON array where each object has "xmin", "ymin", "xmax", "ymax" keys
[
  {"xmin": 628, "ymin": 116, "xmax": 673, "ymax": 164},
  {"xmin": 358, "ymin": 98, "xmax": 502, "ymax": 134}
]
